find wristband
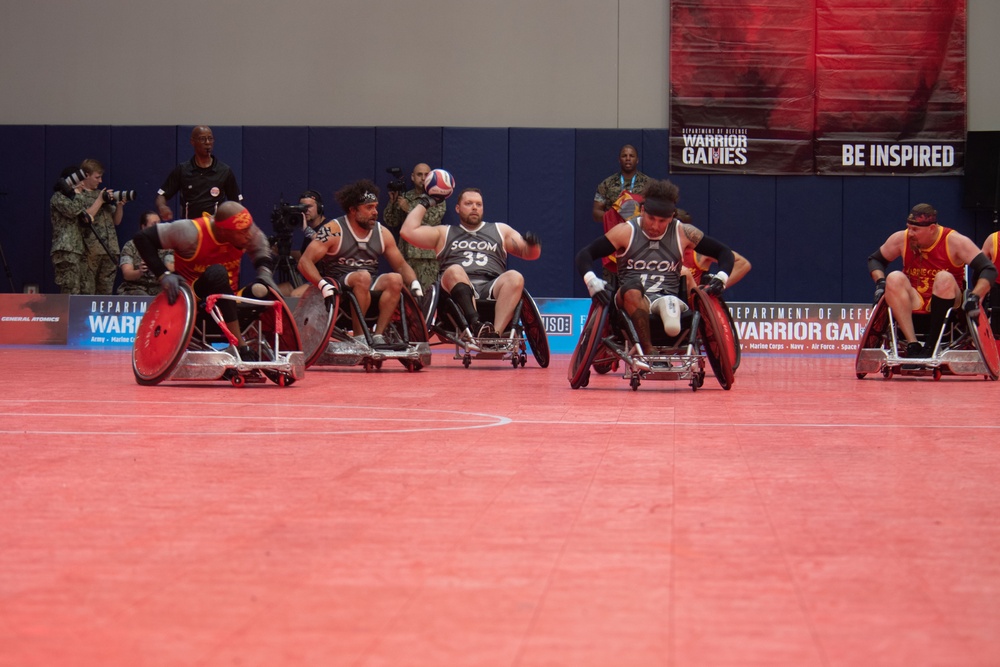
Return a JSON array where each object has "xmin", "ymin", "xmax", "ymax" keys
[{"xmin": 410, "ymin": 280, "xmax": 422, "ymax": 292}]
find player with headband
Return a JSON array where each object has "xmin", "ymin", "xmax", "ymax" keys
[{"xmin": 867, "ymin": 203, "xmax": 996, "ymax": 358}]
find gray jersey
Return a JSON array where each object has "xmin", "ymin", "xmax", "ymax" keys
[
  {"xmin": 317, "ymin": 216, "xmax": 385, "ymax": 282},
  {"xmin": 438, "ymin": 222, "xmax": 507, "ymax": 281},
  {"xmin": 617, "ymin": 217, "xmax": 683, "ymax": 297}
]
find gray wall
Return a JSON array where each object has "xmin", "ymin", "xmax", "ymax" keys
[{"xmin": 3, "ymin": 0, "xmax": 993, "ymax": 130}]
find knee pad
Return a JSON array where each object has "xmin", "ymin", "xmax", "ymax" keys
[{"xmin": 650, "ymin": 295, "xmax": 688, "ymax": 336}]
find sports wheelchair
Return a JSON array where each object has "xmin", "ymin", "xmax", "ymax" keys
[
  {"xmin": 568, "ymin": 285, "xmax": 737, "ymax": 391},
  {"xmin": 132, "ymin": 283, "xmax": 305, "ymax": 387},
  {"xmin": 292, "ymin": 283, "xmax": 431, "ymax": 372},
  {"xmin": 855, "ymin": 296, "xmax": 1000, "ymax": 381},
  {"xmin": 422, "ymin": 283, "xmax": 550, "ymax": 369}
]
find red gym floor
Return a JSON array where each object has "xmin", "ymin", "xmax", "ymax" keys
[{"xmin": 1, "ymin": 348, "xmax": 998, "ymax": 666}]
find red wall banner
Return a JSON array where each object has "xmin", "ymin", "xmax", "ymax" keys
[{"xmin": 670, "ymin": 0, "xmax": 966, "ymax": 176}]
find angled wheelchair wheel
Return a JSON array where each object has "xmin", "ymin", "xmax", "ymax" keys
[
  {"xmin": 132, "ymin": 284, "xmax": 197, "ymax": 385},
  {"xmin": 968, "ymin": 306, "xmax": 1000, "ymax": 380},
  {"xmin": 719, "ymin": 296, "xmax": 742, "ymax": 371},
  {"xmin": 691, "ymin": 287, "xmax": 735, "ymax": 390},
  {"xmin": 855, "ymin": 297, "xmax": 890, "ymax": 378},
  {"xmin": 520, "ymin": 289, "xmax": 550, "ymax": 368},
  {"xmin": 422, "ymin": 283, "xmax": 440, "ymax": 335},
  {"xmin": 395, "ymin": 287, "xmax": 430, "ymax": 345},
  {"xmin": 245, "ymin": 286, "xmax": 302, "ymax": 354},
  {"xmin": 291, "ymin": 284, "xmax": 339, "ymax": 367},
  {"xmin": 568, "ymin": 301, "xmax": 610, "ymax": 389}
]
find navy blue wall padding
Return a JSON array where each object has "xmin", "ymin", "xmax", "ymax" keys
[
  {"xmin": 111, "ymin": 126, "xmax": 177, "ymax": 249},
  {"xmin": 0, "ymin": 126, "xmax": 46, "ymax": 292},
  {"xmin": 776, "ymin": 177, "xmax": 844, "ymax": 303},
  {"xmin": 308, "ymin": 127, "xmax": 377, "ymax": 209},
  {"xmin": 4, "ymin": 124, "xmax": 985, "ymax": 300},
  {"xmin": 709, "ymin": 175, "xmax": 778, "ymax": 301},
  {"xmin": 442, "ymin": 128, "xmax": 510, "ymax": 229},
  {"xmin": 508, "ymin": 128, "xmax": 576, "ymax": 297}
]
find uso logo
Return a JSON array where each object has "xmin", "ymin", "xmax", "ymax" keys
[{"xmin": 541, "ymin": 314, "xmax": 572, "ymax": 335}]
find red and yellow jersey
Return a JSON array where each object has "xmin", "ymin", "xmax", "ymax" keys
[
  {"xmin": 902, "ymin": 226, "xmax": 965, "ymax": 313},
  {"xmin": 174, "ymin": 215, "xmax": 244, "ymax": 292},
  {"xmin": 682, "ymin": 246, "xmax": 713, "ymax": 285}
]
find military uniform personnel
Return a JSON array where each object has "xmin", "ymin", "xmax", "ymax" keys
[
  {"xmin": 594, "ymin": 170, "xmax": 651, "ymax": 222},
  {"xmin": 117, "ymin": 238, "xmax": 173, "ymax": 296},
  {"xmin": 384, "ymin": 189, "xmax": 446, "ymax": 290},
  {"xmin": 75, "ymin": 187, "xmax": 121, "ymax": 294},
  {"xmin": 49, "ymin": 189, "xmax": 87, "ymax": 294}
]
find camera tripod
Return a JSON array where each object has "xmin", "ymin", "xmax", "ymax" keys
[{"xmin": 271, "ymin": 232, "xmax": 303, "ymax": 290}]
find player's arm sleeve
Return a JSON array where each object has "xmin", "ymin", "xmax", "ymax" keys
[
  {"xmin": 970, "ymin": 252, "xmax": 997, "ymax": 286},
  {"xmin": 133, "ymin": 224, "xmax": 169, "ymax": 277},
  {"xmin": 575, "ymin": 236, "xmax": 616, "ymax": 276},
  {"xmin": 867, "ymin": 249, "xmax": 890, "ymax": 275},
  {"xmin": 693, "ymin": 235, "xmax": 735, "ymax": 276}
]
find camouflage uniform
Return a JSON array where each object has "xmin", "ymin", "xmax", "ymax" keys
[
  {"xmin": 117, "ymin": 239, "xmax": 173, "ymax": 296},
  {"xmin": 49, "ymin": 191, "xmax": 88, "ymax": 294},
  {"xmin": 383, "ymin": 190, "xmax": 446, "ymax": 290},
  {"xmin": 594, "ymin": 170, "xmax": 651, "ymax": 219},
  {"xmin": 75, "ymin": 189, "xmax": 121, "ymax": 295}
]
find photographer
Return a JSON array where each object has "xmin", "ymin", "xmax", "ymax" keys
[
  {"xmin": 49, "ymin": 160, "xmax": 123, "ymax": 294},
  {"xmin": 382, "ymin": 163, "xmax": 446, "ymax": 291},
  {"xmin": 117, "ymin": 211, "xmax": 174, "ymax": 296}
]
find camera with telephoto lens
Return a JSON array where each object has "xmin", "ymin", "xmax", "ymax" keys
[
  {"xmin": 64, "ymin": 169, "xmax": 86, "ymax": 189},
  {"xmin": 102, "ymin": 189, "xmax": 136, "ymax": 204},
  {"xmin": 386, "ymin": 167, "xmax": 406, "ymax": 193}
]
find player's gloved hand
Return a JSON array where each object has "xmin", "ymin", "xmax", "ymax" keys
[
  {"xmin": 523, "ymin": 231, "xmax": 541, "ymax": 248},
  {"xmin": 159, "ymin": 272, "xmax": 181, "ymax": 305},
  {"xmin": 704, "ymin": 271, "xmax": 728, "ymax": 297},
  {"xmin": 409, "ymin": 279, "xmax": 424, "ymax": 300},
  {"xmin": 964, "ymin": 290, "xmax": 981, "ymax": 317},
  {"xmin": 417, "ymin": 192, "xmax": 448, "ymax": 208},
  {"xmin": 318, "ymin": 278, "xmax": 339, "ymax": 309},
  {"xmin": 584, "ymin": 270, "xmax": 612, "ymax": 306},
  {"xmin": 873, "ymin": 278, "xmax": 886, "ymax": 305}
]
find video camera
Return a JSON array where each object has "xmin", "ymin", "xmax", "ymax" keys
[
  {"xmin": 386, "ymin": 167, "xmax": 406, "ymax": 193},
  {"xmin": 270, "ymin": 198, "xmax": 309, "ymax": 255}
]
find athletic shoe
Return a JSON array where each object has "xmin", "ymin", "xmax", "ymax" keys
[
  {"xmin": 371, "ymin": 333, "xmax": 388, "ymax": 347},
  {"xmin": 236, "ymin": 344, "xmax": 258, "ymax": 362},
  {"xmin": 905, "ymin": 341, "xmax": 925, "ymax": 358},
  {"xmin": 477, "ymin": 322, "xmax": 497, "ymax": 338}
]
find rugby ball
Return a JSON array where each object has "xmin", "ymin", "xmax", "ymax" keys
[{"xmin": 424, "ymin": 169, "xmax": 455, "ymax": 200}]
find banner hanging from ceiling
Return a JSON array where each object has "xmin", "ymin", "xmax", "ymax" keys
[{"xmin": 669, "ymin": 0, "xmax": 966, "ymax": 176}]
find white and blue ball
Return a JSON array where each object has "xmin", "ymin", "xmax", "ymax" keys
[{"xmin": 424, "ymin": 169, "xmax": 455, "ymax": 199}]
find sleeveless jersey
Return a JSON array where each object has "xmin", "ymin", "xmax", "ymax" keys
[
  {"xmin": 902, "ymin": 226, "xmax": 965, "ymax": 313},
  {"xmin": 617, "ymin": 217, "xmax": 683, "ymax": 298},
  {"xmin": 174, "ymin": 215, "xmax": 244, "ymax": 291},
  {"xmin": 682, "ymin": 246, "xmax": 712, "ymax": 285},
  {"xmin": 317, "ymin": 216, "xmax": 385, "ymax": 282},
  {"xmin": 438, "ymin": 222, "xmax": 507, "ymax": 281}
]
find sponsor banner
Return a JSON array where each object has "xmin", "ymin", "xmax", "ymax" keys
[
  {"xmin": 727, "ymin": 302, "xmax": 871, "ymax": 355},
  {"xmin": 670, "ymin": 0, "xmax": 816, "ymax": 175},
  {"xmin": 0, "ymin": 294, "xmax": 70, "ymax": 345},
  {"xmin": 670, "ymin": 0, "xmax": 967, "ymax": 176},
  {"xmin": 67, "ymin": 295, "xmax": 152, "ymax": 348},
  {"xmin": 815, "ymin": 0, "xmax": 966, "ymax": 176},
  {"xmin": 535, "ymin": 298, "xmax": 594, "ymax": 355}
]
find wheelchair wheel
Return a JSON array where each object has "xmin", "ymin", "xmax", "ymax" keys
[
  {"xmin": 568, "ymin": 301, "xmax": 610, "ymax": 389},
  {"xmin": 854, "ymin": 297, "xmax": 891, "ymax": 379},
  {"xmin": 394, "ymin": 287, "xmax": 430, "ymax": 345},
  {"xmin": 720, "ymin": 296, "xmax": 741, "ymax": 371},
  {"xmin": 968, "ymin": 306, "xmax": 1000, "ymax": 380},
  {"xmin": 691, "ymin": 287, "xmax": 735, "ymax": 390},
  {"xmin": 291, "ymin": 284, "xmax": 339, "ymax": 367},
  {"xmin": 132, "ymin": 285, "xmax": 197, "ymax": 385},
  {"xmin": 520, "ymin": 289, "xmax": 550, "ymax": 368}
]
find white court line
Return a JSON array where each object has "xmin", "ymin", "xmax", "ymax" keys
[{"xmin": 0, "ymin": 400, "xmax": 510, "ymax": 435}]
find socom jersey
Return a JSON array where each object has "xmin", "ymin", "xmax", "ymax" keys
[
  {"xmin": 617, "ymin": 217, "xmax": 683, "ymax": 297},
  {"xmin": 316, "ymin": 215, "xmax": 385, "ymax": 282},
  {"xmin": 438, "ymin": 222, "xmax": 507, "ymax": 281}
]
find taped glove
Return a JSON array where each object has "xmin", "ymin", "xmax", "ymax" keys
[
  {"xmin": 873, "ymin": 278, "xmax": 886, "ymax": 305},
  {"xmin": 584, "ymin": 270, "xmax": 612, "ymax": 306},
  {"xmin": 704, "ymin": 270, "xmax": 728, "ymax": 297},
  {"xmin": 409, "ymin": 279, "xmax": 424, "ymax": 300},
  {"xmin": 523, "ymin": 231, "xmax": 540, "ymax": 248},
  {"xmin": 964, "ymin": 290, "xmax": 981, "ymax": 317},
  {"xmin": 318, "ymin": 278, "xmax": 338, "ymax": 309}
]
